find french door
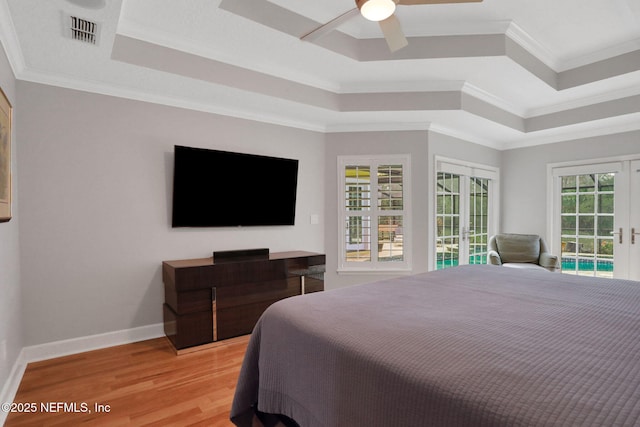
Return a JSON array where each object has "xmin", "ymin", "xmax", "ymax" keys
[
  {"xmin": 551, "ymin": 158, "xmax": 640, "ymax": 280},
  {"xmin": 435, "ymin": 159, "xmax": 499, "ymax": 270},
  {"xmin": 628, "ymin": 159, "xmax": 640, "ymax": 280}
]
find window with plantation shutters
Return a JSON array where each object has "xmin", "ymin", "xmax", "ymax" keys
[{"xmin": 338, "ymin": 155, "xmax": 411, "ymax": 272}]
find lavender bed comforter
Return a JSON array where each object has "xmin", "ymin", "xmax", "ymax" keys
[{"xmin": 231, "ymin": 265, "xmax": 640, "ymax": 427}]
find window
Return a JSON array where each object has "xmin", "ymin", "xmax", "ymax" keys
[
  {"xmin": 432, "ymin": 157, "xmax": 498, "ymax": 271},
  {"xmin": 559, "ymin": 173, "xmax": 615, "ymax": 278},
  {"xmin": 549, "ymin": 157, "xmax": 640, "ymax": 281},
  {"xmin": 435, "ymin": 172, "xmax": 460, "ymax": 269},
  {"xmin": 338, "ymin": 155, "xmax": 411, "ymax": 272}
]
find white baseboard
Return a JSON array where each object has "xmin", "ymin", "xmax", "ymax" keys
[
  {"xmin": 0, "ymin": 349, "xmax": 27, "ymax": 426},
  {"xmin": 22, "ymin": 323, "xmax": 164, "ymax": 363},
  {"xmin": 0, "ymin": 323, "xmax": 164, "ymax": 425}
]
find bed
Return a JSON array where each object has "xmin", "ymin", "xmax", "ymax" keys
[{"xmin": 230, "ymin": 264, "xmax": 640, "ymax": 427}]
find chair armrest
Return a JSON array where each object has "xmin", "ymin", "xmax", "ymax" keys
[
  {"xmin": 539, "ymin": 253, "xmax": 559, "ymax": 270},
  {"xmin": 488, "ymin": 250, "xmax": 502, "ymax": 265}
]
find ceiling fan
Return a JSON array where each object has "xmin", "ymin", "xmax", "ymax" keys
[{"xmin": 302, "ymin": 0, "xmax": 483, "ymax": 52}]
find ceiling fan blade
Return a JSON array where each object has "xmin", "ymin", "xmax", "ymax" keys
[
  {"xmin": 397, "ymin": 0, "xmax": 482, "ymax": 5},
  {"xmin": 379, "ymin": 14, "xmax": 408, "ymax": 52},
  {"xmin": 301, "ymin": 8, "xmax": 360, "ymax": 42}
]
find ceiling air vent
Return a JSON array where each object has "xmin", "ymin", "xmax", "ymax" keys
[{"xmin": 68, "ymin": 15, "xmax": 99, "ymax": 45}]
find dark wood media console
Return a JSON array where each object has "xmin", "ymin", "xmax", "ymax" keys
[{"xmin": 163, "ymin": 250, "xmax": 325, "ymax": 351}]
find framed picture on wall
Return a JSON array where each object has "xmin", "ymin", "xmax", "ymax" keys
[{"xmin": 0, "ymin": 86, "xmax": 12, "ymax": 222}]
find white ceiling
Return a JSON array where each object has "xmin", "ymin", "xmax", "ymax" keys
[{"xmin": 1, "ymin": 0, "xmax": 640, "ymax": 149}]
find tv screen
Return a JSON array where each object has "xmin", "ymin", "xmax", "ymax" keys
[{"xmin": 172, "ymin": 145, "xmax": 299, "ymax": 227}]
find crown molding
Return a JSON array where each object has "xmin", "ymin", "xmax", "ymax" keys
[
  {"xmin": 461, "ymin": 81, "xmax": 527, "ymax": 118},
  {"xmin": 332, "ymin": 15, "xmax": 640, "ymax": 79},
  {"xmin": 325, "ymin": 121, "xmax": 431, "ymax": 133},
  {"xmin": 224, "ymin": 0, "xmax": 640, "ymax": 93},
  {"xmin": 504, "ymin": 21, "xmax": 640, "ymax": 74},
  {"xmin": 4, "ymin": 0, "xmax": 640, "ymax": 152},
  {"xmin": 504, "ymin": 21, "xmax": 558, "ymax": 71},
  {"xmin": 504, "ymin": 113, "xmax": 640, "ymax": 150},
  {"xmin": 13, "ymin": 66, "xmax": 640, "ymax": 151},
  {"xmin": 338, "ymin": 79, "xmax": 465, "ymax": 94},
  {"xmin": 17, "ymin": 67, "xmax": 326, "ymax": 133},
  {"xmin": 525, "ymin": 83, "xmax": 640, "ymax": 118},
  {"xmin": 116, "ymin": 17, "xmax": 341, "ymax": 93},
  {"xmin": 427, "ymin": 123, "xmax": 504, "ymax": 150},
  {"xmin": 556, "ymin": 37, "xmax": 640, "ymax": 72},
  {"xmin": 348, "ymin": 18, "xmax": 512, "ymax": 39},
  {"xmin": 0, "ymin": 0, "xmax": 26, "ymax": 78}
]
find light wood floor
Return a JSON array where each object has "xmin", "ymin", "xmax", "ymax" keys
[{"xmin": 5, "ymin": 335, "xmax": 249, "ymax": 426}]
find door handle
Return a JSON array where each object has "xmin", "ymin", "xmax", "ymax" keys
[
  {"xmin": 632, "ymin": 228, "xmax": 640, "ymax": 245},
  {"xmin": 611, "ymin": 228, "xmax": 623, "ymax": 244},
  {"xmin": 461, "ymin": 226, "xmax": 470, "ymax": 241}
]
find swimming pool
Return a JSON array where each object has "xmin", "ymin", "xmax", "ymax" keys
[
  {"xmin": 436, "ymin": 258, "xmax": 614, "ymax": 272},
  {"xmin": 561, "ymin": 258, "xmax": 613, "ymax": 272}
]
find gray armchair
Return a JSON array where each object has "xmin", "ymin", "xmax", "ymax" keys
[{"xmin": 488, "ymin": 233, "xmax": 559, "ymax": 272}]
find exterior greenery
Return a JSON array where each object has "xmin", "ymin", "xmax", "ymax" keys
[
  {"xmin": 436, "ymin": 173, "xmax": 489, "ymax": 270},
  {"xmin": 561, "ymin": 173, "xmax": 615, "ymax": 277}
]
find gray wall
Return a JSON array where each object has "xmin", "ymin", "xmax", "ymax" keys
[
  {"xmin": 501, "ymin": 132, "xmax": 640, "ymax": 238},
  {"xmin": 16, "ymin": 82, "xmax": 325, "ymax": 346},
  {"xmin": 324, "ymin": 130, "xmax": 429, "ymax": 289},
  {"xmin": 0, "ymin": 40, "xmax": 21, "ymax": 400},
  {"xmin": 427, "ymin": 132, "xmax": 502, "ymax": 168},
  {"xmin": 323, "ymin": 130, "xmax": 502, "ymax": 289}
]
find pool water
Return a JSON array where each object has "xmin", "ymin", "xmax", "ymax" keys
[
  {"xmin": 436, "ymin": 258, "xmax": 613, "ymax": 272},
  {"xmin": 561, "ymin": 258, "xmax": 613, "ymax": 272},
  {"xmin": 436, "ymin": 259, "xmax": 459, "ymax": 270}
]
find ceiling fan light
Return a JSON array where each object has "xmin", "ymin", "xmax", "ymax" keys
[{"xmin": 358, "ymin": 0, "xmax": 396, "ymax": 22}]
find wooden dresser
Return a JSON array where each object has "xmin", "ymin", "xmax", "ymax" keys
[{"xmin": 162, "ymin": 250, "xmax": 325, "ymax": 351}]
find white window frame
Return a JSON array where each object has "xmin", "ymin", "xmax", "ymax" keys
[
  {"xmin": 337, "ymin": 154, "xmax": 412, "ymax": 274},
  {"xmin": 428, "ymin": 156, "xmax": 500, "ymax": 271},
  {"xmin": 547, "ymin": 157, "xmax": 628, "ymax": 256},
  {"xmin": 546, "ymin": 154, "xmax": 640, "ymax": 279}
]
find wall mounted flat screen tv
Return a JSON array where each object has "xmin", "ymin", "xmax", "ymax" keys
[{"xmin": 172, "ymin": 145, "xmax": 299, "ymax": 227}]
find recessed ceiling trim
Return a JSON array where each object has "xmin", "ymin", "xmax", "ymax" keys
[
  {"xmin": 116, "ymin": 17, "xmax": 342, "ymax": 93},
  {"xmin": 301, "ymin": 8, "xmax": 360, "ymax": 42},
  {"xmin": 111, "ymin": 34, "xmax": 640, "ymax": 136},
  {"xmin": 462, "ymin": 82, "xmax": 527, "ymax": 117},
  {"xmin": 5, "ymin": 0, "xmax": 640, "ymax": 151},
  {"xmin": 0, "ymin": 0, "xmax": 26, "ymax": 76},
  {"xmin": 504, "ymin": 21, "xmax": 558, "ymax": 70},
  {"xmin": 374, "ymin": 19, "xmax": 512, "ymax": 39},
  {"xmin": 220, "ymin": 0, "xmax": 640, "ymax": 91},
  {"xmin": 340, "ymin": 79, "xmax": 465, "ymax": 94},
  {"xmin": 428, "ymin": 123, "xmax": 503, "ymax": 150},
  {"xmin": 338, "ymin": 90, "xmax": 461, "ymax": 112},
  {"xmin": 15, "ymin": 67, "xmax": 327, "ymax": 134},
  {"xmin": 504, "ymin": 115, "xmax": 640, "ymax": 150},
  {"xmin": 525, "ymin": 94, "xmax": 640, "ymax": 132},
  {"xmin": 557, "ymin": 37, "xmax": 640, "ymax": 72},
  {"xmin": 558, "ymin": 50, "xmax": 640, "ymax": 90},
  {"xmin": 525, "ymin": 83, "xmax": 640, "ymax": 118},
  {"xmin": 111, "ymin": 35, "xmax": 339, "ymax": 111},
  {"xmin": 462, "ymin": 92, "xmax": 525, "ymax": 132},
  {"xmin": 326, "ymin": 121, "xmax": 431, "ymax": 133},
  {"xmin": 14, "ymin": 59, "xmax": 640, "ymax": 150}
]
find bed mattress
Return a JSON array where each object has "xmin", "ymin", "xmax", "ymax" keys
[{"xmin": 231, "ymin": 265, "xmax": 640, "ymax": 427}]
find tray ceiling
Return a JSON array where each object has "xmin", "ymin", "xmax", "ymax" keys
[{"xmin": 1, "ymin": 0, "xmax": 640, "ymax": 149}]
